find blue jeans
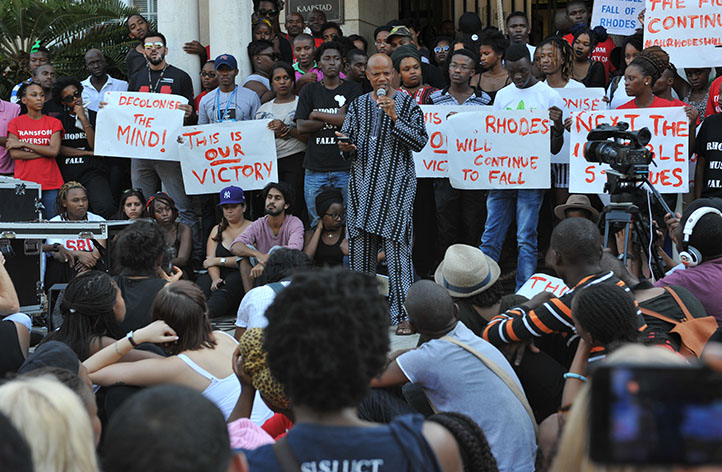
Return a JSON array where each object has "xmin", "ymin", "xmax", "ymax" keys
[
  {"xmin": 304, "ymin": 170, "xmax": 349, "ymax": 228},
  {"xmin": 480, "ymin": 189, "xmax": 545, "ymax": 290},
  {"xmin": 41, "ymin": 189, "xmax": 59, "ymax": 220}
]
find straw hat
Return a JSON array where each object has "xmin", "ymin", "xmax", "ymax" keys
[
  {"xmin": 434, "ymin": 244, "xmax": 501, "ymax": 298},
  {"xmin": 554, "ymin": 194, "xmax": 600, "ymax": 222}
]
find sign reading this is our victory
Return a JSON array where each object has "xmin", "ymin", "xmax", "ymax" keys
[
  {"xmin": 94, "ymin": 91, "xmax": 186, "ymax": 161},
  {"xmin": 446, "ymin": 109, "xmax": 552, "ymax": 190},
  {"xmin": 179, "ymin": 120, "xmax": 278, "ymax": 194}
]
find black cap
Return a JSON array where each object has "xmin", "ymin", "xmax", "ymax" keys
[
  {"xmin": 459, "ymin": 12, "xmax": 482, "ymax": 42},
  {"xmin": 17, "ymin": 341, "xmax": 80, "ymax": 375}
]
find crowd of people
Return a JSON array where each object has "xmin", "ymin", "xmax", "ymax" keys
[{"xmin": 2, "ymin": 0, "xmax": 722, "ymax": 470}]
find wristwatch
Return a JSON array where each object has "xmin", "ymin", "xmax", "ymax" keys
[
  {"xmin": 219, "ymin": 257, "xmax": 227, "ymax": 265},
  {"xmin": 126, "ymin": 331, "xmax": 138, "ymax": 347}
]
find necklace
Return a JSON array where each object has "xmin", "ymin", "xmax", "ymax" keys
[{"xmin": 147, "ymin": 64, "xmax": 169, "ymax": 93}]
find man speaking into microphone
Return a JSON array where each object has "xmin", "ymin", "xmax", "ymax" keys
[{"xmin": 336, "ymin": 53, "xmax": 428, "ymax": 333}]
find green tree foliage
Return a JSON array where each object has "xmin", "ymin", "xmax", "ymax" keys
[{"xmin": 0, "ymin": 0, "xmax": 149, "ymax": 99}]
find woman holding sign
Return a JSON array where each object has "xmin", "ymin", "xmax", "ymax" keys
[{"xmin": 5, "ymin": 82, "xmax": 64, "ymax": 219}]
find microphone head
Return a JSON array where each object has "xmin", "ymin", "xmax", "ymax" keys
[{"xmin": 377, "ymin": 88, "xmax": 386, "ymax": 97}]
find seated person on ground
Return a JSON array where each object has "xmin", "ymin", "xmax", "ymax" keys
[
  {"xmin": 196, "ymin": 186, "xmax": 252, "ymax": 318},
  {"xmin": 0, "ymin": 251, "xmax": 28, "ymax": 377},
  {"xmin": 243, "ymin": 268, "xmax": 464, "ymax": 472},
  {"xmin": 146, "ymin": 192, "xmax": 192, "ymax": 278},
  {"xmin": 371, "ymin": 280, "xmax": 538, "ymax": 472},
  {"xmin": 230, "ymin": 182, "xmax": 304, "ymax": 292},
  {"xmin": 303, "ymin": 185, "xmax": 348, "ymax": 266},
  {"xmin": 114, "ymin": 188, "xmax": 146, "ymax": 220},
  {"xmin": 234, "ymin": 248, "xmax": 313, "ymax": 339}
]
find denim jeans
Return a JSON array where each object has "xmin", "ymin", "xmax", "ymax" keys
[
  {"xmin": 480, "ymin": 189, "xmax": 545, "ymax": 290},
  {"xmin": 41, "ymin": 189, "xmax": 59, "ymax": 220},
  {"xmin": 304, "ymin": 170, "xmax": 349, "ymax": 228}
]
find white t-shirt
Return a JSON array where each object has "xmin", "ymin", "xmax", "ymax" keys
[
  {"xmin": 255, "ymin": 97, "xmax": 307, "ymax": 158},
  {"xmin": 46, "ymin": 212, "xmax": 105, "ymax": 251},
  {"xmin": 235, "ymin": 281, "xmax": 291, "ymax": 329},
  {"xmin": 545, "ymin": 79, "xmax": 585, "ymax": 163},
  {"xmin": 493, "ymin": 80, "xmax": 564, "ymax": 112}
]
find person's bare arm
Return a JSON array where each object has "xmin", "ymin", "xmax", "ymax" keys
[
  {"xmin": 244, "ymin": 80, "xmax": 268, "ymax": 101},
  {"xmin": 369, "ymin": 359, "xmax": 410, "ymax": 388},
  {"xmin": 310, "ymin": 110, "xmax": 347, "ymax": 127},
  {"xmin": 171, "ymin": 223, "xmax": 192, "ymax": 268},
  {"xmin": 9, "ymin": 131, "xmax": 61, "ymax": 158},
  {"xmin": 303, "ymin": 226, "xmax": 322, "ymax": 259},
  {"xmin": 59, "ymin": 146, "xmax": 93, "ymax": 157},
  {"xmin": 559, "ymin": 338, "xmax": 591, "ymax": 421},
  {"xmin": 0, "ymin": 253, "xmax": 20, "ymax": 315},
  {"xmin": 422, "ymin": 422, "xmax": 464, "ymax": 472},
  {"xmin": 296, "ymin": 118, "xmax": 326, "ymax": 134},
  {"xmin": 76, "ymin": 104, "xmax": 95, "ymax": 148},
  {"xmin": 230, "ymin": 241, "xmax": 267, "ymax": 262}
]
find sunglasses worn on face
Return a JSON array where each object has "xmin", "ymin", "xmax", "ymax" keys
[
  {"xmin": 258, "ymin": 9, "xmax": 278, "ymax": 16},
  {"xmin": 63, "ymin": 89, "xmax": 82, "ymax": 103},
  {"xmin": 260, "ymin": 52, "xmax": 280, "ymax": 60},
  {"xmin": 434, "ymin": 45, "xmax": 450, "ymax": 53},
  {"xmin": 144, "ymin": 42, "xmax": 164, "ymax": 50}
]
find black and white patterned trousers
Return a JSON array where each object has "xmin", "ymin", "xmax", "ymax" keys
[{"xmin": 349, "ymin": 231, "xmax": 414, "ymax": 325}]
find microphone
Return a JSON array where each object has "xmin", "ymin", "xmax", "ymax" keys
[{"xmin": 377, "ymin": 88, "xmax": 386, "ymax": 98}]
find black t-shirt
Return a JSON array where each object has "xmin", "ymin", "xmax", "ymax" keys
[
  {"xmin": 114, "ymin": 275, "xmax": 168, "ymax": 332},
  {"xmin": 42, "ymin": 100, "xmax": 64, "ymax": 120},
  {"xmin": 421, "ymin": 62, "xmax": 447, "ymax": 89},
  {"xmin": 126, "ymin": 47, "xmax": 147, "ymax": 77},
  {"xmin": 695, "ymin": 113, "xmax": 722, "ymax": 198},
  {"xmin": 295, "ymin": 80, "xmax": 362, "ymax": 171},
  {"xmin": 57, "ymin": 109, "xmax": 105, "ymax": 179},
  {"xmin": 278, "ymin": 35, "xmax": 294, "ymax": 64},
  {"xmin": 129, "ymin": 64, "xmax": 195, "ymax": 105}
]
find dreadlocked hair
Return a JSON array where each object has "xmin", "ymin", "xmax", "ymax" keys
[
  {"xmin": 537, "ymin": 35, "xmax": 574, "ymax": 81},
  {"xmin": 427, "ymin": 412, "xmax": 499, "ymax": 472},
  {"xmin": 55, "ymin": 181, "xmax": 87, "ymax": 218},
  {"xmin": 629, "ymin": 50, "xmax": 667, "ymax": 86},
  {"xmin": 572, "ymin": 283, "xmax": 640, "ymax": 350},
  {"xmin": 453, "ymin": 279, "xmax": 504, "ymax": 308},
  {"xmin": 43, "ymin": 271, "xmax": 124, "ymax": 360}
]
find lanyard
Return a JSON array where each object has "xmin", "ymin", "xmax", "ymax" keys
[
  {"xmin": 217, "ymin": 86, "xmax": 237, "ymax": 122},
  {"xmin": 147, "ymin": 64, "xmax": 168, "ymax": 93}
]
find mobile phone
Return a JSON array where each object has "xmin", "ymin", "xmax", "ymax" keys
[
  {"xmin": 336, "ymin": 135, "xmax": 351, "ymax": 143},
  {"xmin": 590, "ymin": 364, "xmax": 722, "ymax": 465}
]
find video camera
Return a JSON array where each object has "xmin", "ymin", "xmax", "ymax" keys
[{"xmin": 583, "ymin": 122, "xmax": 655, "ymax": 194}]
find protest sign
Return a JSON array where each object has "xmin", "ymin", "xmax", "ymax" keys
[
  {"xmin": 553, "ymin": 88, "xmax": 605, "ymax": 164},
  {"xmin": 591, "ymin": 0, "xmax": 642, "ymax": 35},
  {"xmin": 94, "ymin": 91, "xmax": 186, "ymax": 161},
  {"xmin": 447, "ymin": 109, "xmax": 551, "ymax": 190},
  {"xmin": 516, "ymin": 273, "xmax": 570, "ymax": 300},
  {"xmin": 569, "ymin": 107, "xmax": 689, "ymax": 194},
  {"xmin": 643, "ymin": 0, "xmax": 722, "ymax": 68},
  {"xmin": 179, "ymin": 120, "xmax": 278, "ymax": 194},
  {"xmin": 414, "ymin": 105, "xmax": 480, "ymax": 178}
]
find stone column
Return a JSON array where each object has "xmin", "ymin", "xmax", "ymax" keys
[
  {"xmin": 208, "ymin": 0, "xmax": 254, "ymax": 82},
  {"xmin": 158, "ymin": 0, "xmax": 202, "ymax": 95}
]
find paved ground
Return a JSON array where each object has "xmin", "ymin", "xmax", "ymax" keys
[{"xmin": 388, "ymin": 327, "xmax": 419, "ymax": 352}]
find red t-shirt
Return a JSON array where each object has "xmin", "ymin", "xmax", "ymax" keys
[
  {"xmin": 194, "ymin": 90, "xmax": 208, "ymax": 111},
  {"xmin": 705, "ymin": 76, "xmax": 722, "ymax": 118},
  {"xmin": 617, "ymin": 96, "xmax": 676, "ymax": 109},
  {"xmin": 7, "ymin": 114, "xmax": 64, "ymax": 190}
]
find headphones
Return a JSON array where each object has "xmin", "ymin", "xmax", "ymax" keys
[{"xmin": 679, "ymin": 207, "xmax": 722, "ymax": 267}]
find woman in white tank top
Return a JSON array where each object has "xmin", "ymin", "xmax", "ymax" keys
[{"xmin": 84, "ymin": 281, "xmax": 247, "ymax": 420}]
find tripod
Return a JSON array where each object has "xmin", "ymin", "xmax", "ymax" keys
[{"xmin": 600, "ymin": 174, "xmax": 674, "ymax": 281}]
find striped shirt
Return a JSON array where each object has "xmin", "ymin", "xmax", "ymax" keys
[
  {"xmin": 482, "ymin": 272, "xmax": 648, "ymax": 357},
  {"xmin": 430, "ymin": 87, "xmax": 491, "ymax": 106}
]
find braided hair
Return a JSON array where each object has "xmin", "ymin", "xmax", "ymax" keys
[
  {"xmin": 628, "ymin": 49, "xmax": 667, "ymax": 86},
  {"xmin": 427, "ymin": 412, "xmax": 499, "ymax": 472},
  {"xmin": 537, "ymin": 35, "xmax": 574, "ymax": 81},
  {"xmin": 572, "ymin": 283, "xmax": 640, "ymax": 349},
  {"xmin": 55, "ymin": 181, "xmax": 88, "ymax": 219},
  {"xmin": 43, "ymin": 271, "xmax": 124, "ymax": 360}
]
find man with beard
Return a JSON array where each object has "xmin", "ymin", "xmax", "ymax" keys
[
  {"xmin": 127, "ymin": 31, "xmax": 198, "ymax": 263},
  {"xmin": 430, "ymin": 48, "xmax": 491, "ymax": 256},
  {"xmin": 231, "ymin": 182, "xmax": 304, "ymax": 292}
]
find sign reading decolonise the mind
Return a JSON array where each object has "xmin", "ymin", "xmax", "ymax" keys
[
  {"xmin": 568, "ymin": 107, "xmax": 690, "ymax": 194},
  {"xmin": 643, "ymin": 0, "xmax": 722, "ymax": 68},
  {"xmin": 591, "ymin": 0, "xmax": 643, "ymax": 35},
  {"xmin": 95, "ymin": 91, "xmax": 185, "ymax": 161},
  {"xmin": 446, "ymin": 109, "xmax": 552, "ymax": 190},
  {"xmin": 288, "ymin": 0, "xmax": 344, "ymax": 23},
  {"xmin": 179, "ymin": 120, "xmax": 278, "ymax": 194}
]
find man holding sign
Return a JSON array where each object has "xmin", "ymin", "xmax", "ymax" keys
[
  {"xmin": 480, "ymin": 44, "xmax": 564, "ymax": 290},
  {"xmin": 127, "ymin": 31, "xmax": 197, "ymax": 257}
]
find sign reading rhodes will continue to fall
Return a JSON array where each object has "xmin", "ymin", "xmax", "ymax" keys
[{"xmin": 288, "ymin": 0, "xmax": 344, "ymax": 23}]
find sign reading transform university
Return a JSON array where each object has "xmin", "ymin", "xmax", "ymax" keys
[
  {"xmin": 288, "ymin": 0, "xmax": 344, "ymax": 23},
  {"xmin": 644, "ymin": 0, "xmax": 722, "ymax": 68}
]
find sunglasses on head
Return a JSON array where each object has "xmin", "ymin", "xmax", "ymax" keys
[
  {"xmin": 434, "ymin": 45, "xmax": 450, "ymax": 53},
  {"xmin": 62, "ymin": 89, "xmax": 82, "ymax": 103},
  {"xmin": 144, "ymin": 42, "xmax": 164, "ymax": 50}
]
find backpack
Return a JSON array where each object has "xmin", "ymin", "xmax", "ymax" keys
[{"xmin": 640, "ymin": 286, "xmax": 718, "ymax": 358}]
